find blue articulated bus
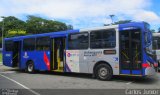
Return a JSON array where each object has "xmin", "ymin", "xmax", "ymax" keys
[{"xmin": 3, "ymin": 22, "xmax": 157, "ymax": 80}]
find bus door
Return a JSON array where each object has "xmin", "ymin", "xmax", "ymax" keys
[
  {"xmin": 12, "ymin": 41, "xmax": 21, "ymax": 67},
  {"xmin": 120, "ymin": 29, "xmax": 142, "ymax": 75},
  {"xmin": 51, "ymin": 37, "xmax": 66, "ymax": 72}
]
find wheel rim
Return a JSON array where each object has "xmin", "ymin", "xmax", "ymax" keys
[
  {"xmin": 28, "ymin": 64, "xmax": 33, "ymax": 72},
  {"xmin": 98, "ymin": 67, "xmax": 108, "ymax": 79}
]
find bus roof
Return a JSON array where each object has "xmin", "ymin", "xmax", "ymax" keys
[
  {"xmin": 80, "ymin": 22, "xmax": 146, "ymax": 32},
  {"xmin": 119, "ymin": 21, "xmax": 147, "ymax": 30},
  {"xmin": 4, "ymin": 21, "xmax": 147, "ymax": 41},
  {"xmin": 80, "ymin": 24, "xmax": 118, "ymax": 32},
  {"xmin": 4, "ymin": 29, "xmax": 79, "ymax": 41}
]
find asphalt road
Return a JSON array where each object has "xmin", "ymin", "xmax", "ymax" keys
[{"xmin": 0, "ymin": 65, "xmax": 160, "ymax": 95}]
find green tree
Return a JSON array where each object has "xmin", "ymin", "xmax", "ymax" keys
[
  {"xmin": 104, "ymin": 20, "xmax": 132, "ymax": 26},
  {"xmin": 151, "ymin": 29, "xmax": 156, "ymax": 33},
  {"xmin": 26, "ymin": 15, "xmax": 68, "ymax": 34},
  {"xmin": 0, "ymin": 15, "xmax": 72, "ymax": 39},
  {"xmin": 0, "ymin": 16, "xmax": 26, "ymax": 37},
  {"xmin": 113, "ymin": 20, "xmax": 132, "ymax": 25},
  {"xmin": 67, "ymin": 25, "xmax": 73, "ymax": 30}
]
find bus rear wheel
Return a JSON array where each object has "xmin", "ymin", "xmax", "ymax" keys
[
  {"xmin": 95, "ymin": 64, "xmax": 113, "ymax": 81},
  {"xmin": 26, "ymin": 61, "xmax": 35, "ymax": 73}
]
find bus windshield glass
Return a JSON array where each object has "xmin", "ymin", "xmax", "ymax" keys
[{"xmin": 144, "ymin": 23, "xmax": 152, "ymax": 54}]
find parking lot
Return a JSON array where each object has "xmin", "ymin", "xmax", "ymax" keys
[{"xmin": 0, "ymin": 65, "xmax": 160, "ymax": 95}]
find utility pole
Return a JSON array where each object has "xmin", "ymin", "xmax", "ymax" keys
[
  {"xmin": 109, "ymin": 15, "xmax": 115, "ymax": 24},
  {"xmin": 1, "ymin": 16, "xmax": 5, "ymax": 49}
]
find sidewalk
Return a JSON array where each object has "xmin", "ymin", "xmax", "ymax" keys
[
  {"xmin": 0, "ymin": 64, "xmax": 17, "ymax": 72},
  {"xmin": 0, "ymin": 62, "xmax": 2, "ymax": 66}
]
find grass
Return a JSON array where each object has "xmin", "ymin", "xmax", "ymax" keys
[{"xmin": 0, "ymin": 53, "xmax": 2, "ymax": 63}]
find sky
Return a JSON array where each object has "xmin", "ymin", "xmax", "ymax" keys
[{"xmin": 0, "ymin": 0, "xmax": 160, "ymax": 31}]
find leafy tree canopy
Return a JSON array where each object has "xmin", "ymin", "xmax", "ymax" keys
[
  {"xmin": 113, "ymin": 20, "xmax": 132, "ymax": 25},
  {"xmin": 0, "ymin": 15, "xmax": 73, "ymax": 47},
  {"xmin": 104, "ymin": 20, "xmax": 132, "ymax": 26},
  {"xmin": 26, "ymin": 15, "xmax": 69, "ymax": 34},
  {"xmin": 0, "ymin": 16, "xmax": 26, "ymax": 37},
  {"xmin": 151, "ymin": 29, "xmax": 156, "ymax": 33},
  {"xmin": 0, "ymin": 15, "xmax": 72, "ymax": 38}
]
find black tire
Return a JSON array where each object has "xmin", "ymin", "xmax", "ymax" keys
[
  {"xmin": 95, "ymin": 63, "xmax": 113, "ymax": 81},
  {"xmin": 26, "ymin": 61, "xmax": 35, "ymax": 73}
]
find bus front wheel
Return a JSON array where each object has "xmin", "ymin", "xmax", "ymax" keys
[
  {"xmin": 26, "ymin": 61, "xmax": 35, "ymax": 73},
  {"xmin": 95, "ymin": 64, "xmax": 113, "ymax": 81}
]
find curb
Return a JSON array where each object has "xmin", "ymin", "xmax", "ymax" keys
[{"xmin": 0, "ymin": 62, "xmax": 3, "ymax": 66}]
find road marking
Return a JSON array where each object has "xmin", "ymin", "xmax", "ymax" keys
[
  {"xmin": 0, "ymin": 74, "xmax": 41, "ymax": 95},
  {"xmin": 126, "ymin": 81, "xmax": 134, "ymax": 85},
  {"xmin": 0, "ymin": 71, "xmax": 16, "ymax": 74}
]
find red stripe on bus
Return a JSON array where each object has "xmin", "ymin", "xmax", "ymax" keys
[{"xmin": 43, "ymin": 52, "xmax": 50, "ymax": 70}]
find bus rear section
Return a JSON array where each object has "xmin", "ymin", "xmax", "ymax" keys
[
  {"xmin": 3, "ymin": 39, "xmax": 21, "ymax": 68},
  {"xmin": 119, "ymin": 22, "xmax": 156, "ymax": 76}
]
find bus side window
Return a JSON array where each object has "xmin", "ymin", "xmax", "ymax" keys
[
  {"xmin": 5, "ymin": 40, "xmax": 13, "ymax": 51},
  {"xmin": 23, "ymin": 38, "xmax": 36, "ymax": 51},
  {"xmin": 90, "ymin": 29, "xmax": 116, "ymax": 49},
  {"xmin": 36, "ymin": 37, "xmax": 50, "ymax": 51},
  {"xmin": 68, "ymin": 32, "xmax": 89, "ymax": 50}
]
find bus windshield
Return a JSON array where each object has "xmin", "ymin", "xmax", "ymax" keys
[{"xmin": 144, "ymin": 22, "xmax": 153, "ymax": 54}]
